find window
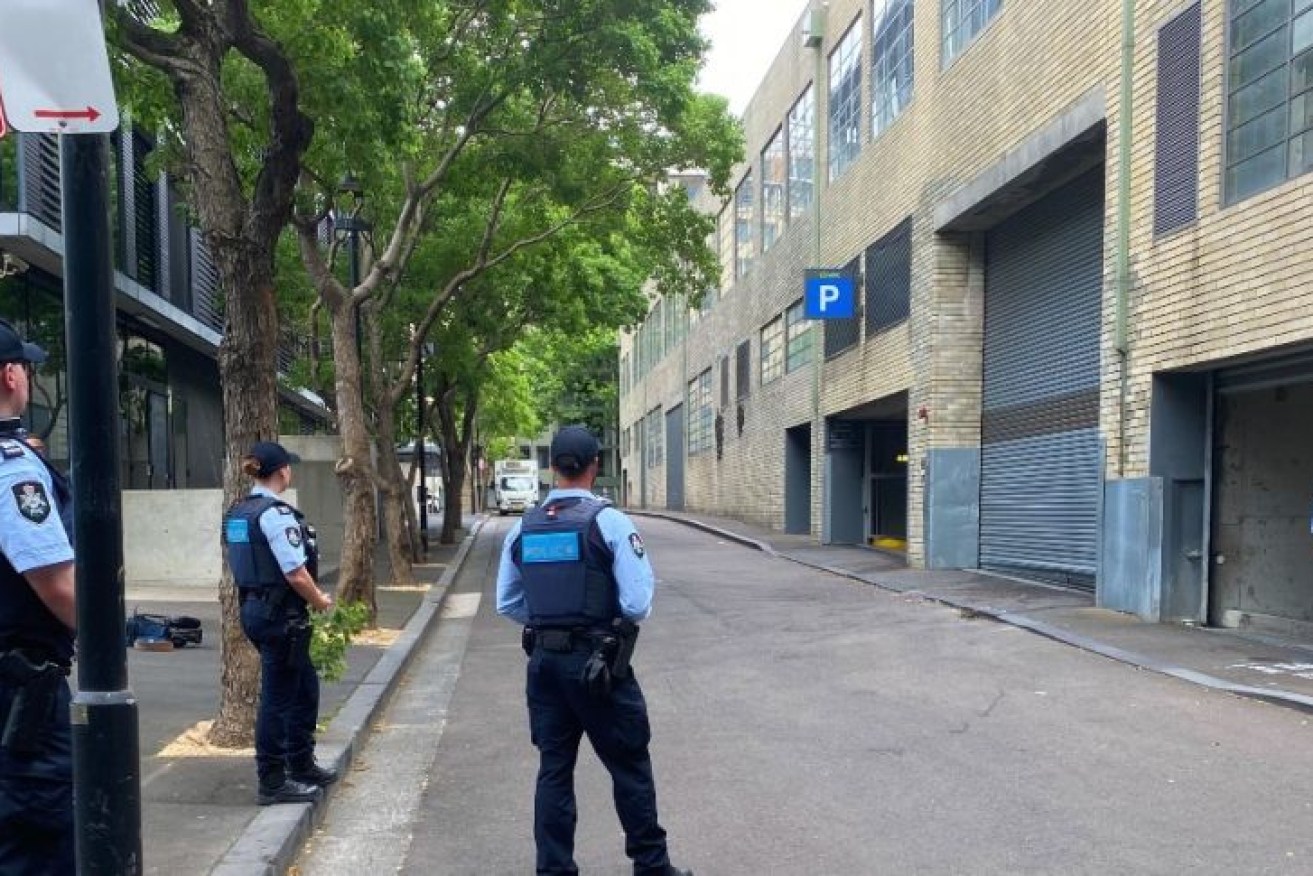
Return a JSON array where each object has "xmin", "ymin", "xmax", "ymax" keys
[
  {"xmin": 688, "ymin": 370, "xmax": 714, "ymax": 454},
  {"xmin": 760, "ymin": 315, "xmax": 785, "ymax": 385},
  {"xmin": 823, "ymin": 256, "xmax": 862, "ymax": 358},
  {"xmin": 718, "ymin": 205, "xmax": 735, "ymax": 293},
  {"xmin": 536, "ymin": 446, "xmax": 550, "ymax": 470},
  {"xmin": 786, "ymin": 300, "xmax": 814, "ymax": 372},
  {"xmin": 829, "ymin": 21, "xmax": 863, "ymax": 181},
  {"xmin": 1224, "ymin": 0, "xmax": 1313, "ymax": 202},
  {"xmin": 761, "ymin": 129, "xmax": 786, "ymax": 251},
  {"xmin": 720, "ymin": 354, "xmax": 730, "ymax": 407},
  {"xmin": 788, "ymin": 85, "xmax": 815, "ymax": 219},
  {"xmin": 735, "ymin": 171, "xmax": 755, "ymax": 278},
  {"xmin": 645, "ymin": 407, "xmax": 663, "ymax": 468},
  {"xmin": 872, "ymin": 0, "xmax": 915, "ymax": 138},
  {"xmin": 942, "ymin": 0, "xmax": 1001, "ymax": 66},
  {"xmin": 735, "ymin": 340, "xmax": 751, "ymax": 399}
]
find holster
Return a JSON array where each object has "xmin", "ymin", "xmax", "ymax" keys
[
  {"xmin": 606, "ymin": 619, "xmax": 639, "ymax": 680},
  {"xmin": 284, "ymin": 616, "xmax": 311, "ymax": 668},
  {"xmin": 0, "ymin": 650, "xmax": 68, "ymax": 755}
]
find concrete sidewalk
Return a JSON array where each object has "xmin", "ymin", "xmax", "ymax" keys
[
  {"xmin": 633, "ymin": 509, "xmax": 1313, "ymax": 715},
  {"xmin": 119, "ymin": 518, "xmax": 483, "ymax": 876}
]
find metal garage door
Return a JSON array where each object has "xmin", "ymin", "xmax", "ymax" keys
[
  {"xmin": 665, "ymin": 404, "xmax": 685, "ymax": 511},
  {"xmin": 980, "ymin": 169, "xmax": 1104, "ymax": 588}
]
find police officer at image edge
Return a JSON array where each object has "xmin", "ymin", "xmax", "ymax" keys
[
  {"xmin": 223, "ymin": 440, "xmax": 338, "ymax": 806},
  {"xmin": 0, "ymin": 319, "xmax": 78, "ymax": 874},
  {"xmin": 497, "ymin": 425, "xmax": 693, "ymax": 876}
]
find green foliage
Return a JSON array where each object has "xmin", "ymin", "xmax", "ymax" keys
[{"xmin": 309, "ymin": 601, "xmax": 370, "ymax": 681}]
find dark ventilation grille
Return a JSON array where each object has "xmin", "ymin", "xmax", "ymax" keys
[
  {"xmin": 132, "ymin": 132, "xmax": 159, "ymax": 292},
  {"xmin": 735, "ymin": 340, "xmax": 751, "ymax": 399},
  {"xmin": 720, "ymin": 355, "xmax": 729, "ymax": 407},
  {"xmin": 21, "ymin": 135, "xmax": 62, "ymax": 231},
  {"xmin": 1153, "ymin": 2, "xmax": 1201, "ymax": 236},
  {"xmin": 823, "ymin": 256, "xmax": 861, "ymax": 358},
  {"xmin": 190, "ymin": 229, "xmax": 223, "ymax": 332},
  {"xmin": 865, "ymin": 218, "xmax": 912, "ymax": 335}
]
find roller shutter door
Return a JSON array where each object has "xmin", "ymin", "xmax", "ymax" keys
[{"xmin": 980, "ymin": 169, "xmax": 1104, "ymax": 588}]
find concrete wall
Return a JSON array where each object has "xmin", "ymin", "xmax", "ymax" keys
[{"xmin": 123, "ymin": 436, "xmax": 345, "ymax": 591}]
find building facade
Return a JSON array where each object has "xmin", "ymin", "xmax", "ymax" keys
[
  {"xmin": 0, "ymin": 132, "xmax": 329, "ymax": 488},
  {"xmin": 620, "ymin": 0, "xmax": 1313, "ymax": 638}
]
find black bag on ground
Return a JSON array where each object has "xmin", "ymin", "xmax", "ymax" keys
[{"xmin": 125, "ymin": 611, "xmax": 203, "ymax": 648}]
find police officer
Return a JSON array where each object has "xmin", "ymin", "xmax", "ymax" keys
[
  {"xmin": 497, "ymin": 426, "xmax": 692, "ymax": 876},
  {"xmin": 223, "ymin": 441, "xmax": 337, "ymax": 806},
  {"xmin": 0, "ymin": 319, "xmax": 76, "ymax": 874}
]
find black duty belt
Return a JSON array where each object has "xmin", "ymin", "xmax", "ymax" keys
[{"xmin": 534, "ymin": 628, "xmax": 607, "ymax": 653}]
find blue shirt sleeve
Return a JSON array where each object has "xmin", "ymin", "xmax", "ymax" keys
[
  {"xmin": 597, "ymin": 508, "xmax": 655, "ymax": 621},
  {"xmin": 0, "ymin": 448, "xmax": 74, "ymax": 574},
  {"xmin": 495, "ymin": 519, "xmax": 529, "ymax": 624},
  {"xmin": 257, "ymin": 504, "xmax": 308, "ymax": 575}
]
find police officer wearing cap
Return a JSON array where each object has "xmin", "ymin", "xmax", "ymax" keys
[
  {"xmin": 223, "ymin": 441, "xmax": 337, "ymax": 805},
  {"xmin": 497, "ymin": 425, "xmax": 692, "ymax": 876},
  {"xmin": 0, "ymin": 319, "xmax": 77, "ymax": 874}
]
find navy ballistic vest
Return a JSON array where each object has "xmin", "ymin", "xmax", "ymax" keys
[
  {"xmin": 223, "ymin": 495, "xmax": 318, "ymax": 591},
  {"xmin": 514, "ymin": 496, "xmax": 618, "ymax": 629},
  {"xmin": 0, "ymin": 420, "xmax": 75, "ymax": 662}
]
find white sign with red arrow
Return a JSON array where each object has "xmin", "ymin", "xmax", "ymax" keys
[{"xmin": 0, "ymin": 0, "xmax": 120, "ymax": 134}]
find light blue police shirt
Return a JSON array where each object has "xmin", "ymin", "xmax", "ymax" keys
[
  {"xmin": 250, "ymin": 485, "xmax": 308, "ymax": 575},
  {"xmin": 0, "ymin": 439, "xmax": 73, "ymax": 573},
  {"xmin": 496, "ymin": 488, "xmax": 655, "ymax": 626}
]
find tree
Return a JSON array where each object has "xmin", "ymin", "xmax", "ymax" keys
[{"xmin": 112, "ymin": 0, "xmax": 314, "ymax": 746}]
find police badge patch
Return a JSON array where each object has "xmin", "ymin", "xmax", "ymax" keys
[
  {"xmin": 286, "ymin": 526, "xmax": 303, "ymax": 548},
  {"xmin": 12, "ymin": 480, "xmax": 51, "ymax": 523},
  {"xmin": 628, "ymin": 532, "xmax": 645, "ymax": 558}
]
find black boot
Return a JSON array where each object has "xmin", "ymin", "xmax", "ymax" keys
[
  {"xmin": 288, "ymin": 754, "xmax": 339, "ymax": 787},
  {"xmin": 256, "ymin": 776, "xmax": 323, "ymax": 806}
]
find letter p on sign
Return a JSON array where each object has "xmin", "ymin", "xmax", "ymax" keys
[{"xmin": 804, "ymin": 271, "xmax": 855, "ymax": 320}]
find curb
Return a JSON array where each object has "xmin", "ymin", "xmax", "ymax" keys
[
  {"xmin": 210, "ymin": 518, "xmax": 486, "ymax": 876},
  {"xmin": 637, "ymin": 511, "xmax": 1313, "ymax": 717}
]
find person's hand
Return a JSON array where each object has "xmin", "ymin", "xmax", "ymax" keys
[{"xmin": 313, "ymin": 591, "xmax": 334, "ymax": 613}]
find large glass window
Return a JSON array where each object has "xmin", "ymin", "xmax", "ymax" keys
[
  {"xmin": 785, "ymin": 299, "xmax": 814, "ymax": 372},
  {"xmin": 872, "ymin": 0, "xmax": 915, "ymax": 138},
  {"xmin": 735, "ymin": 171, "xmax": 755, "ymax": 278},
  {"xmin": 760, "ymin": 315, "xmax": 785, "ymax": 385},
  {"xmin": 829, "ymin": 22, "xmax": 864, "ymax": 181},
  {"xmin": 645, "ymin": 407, "xmax": 663, "ymax": 468},
  {"xmin": 1225, "ymin": 0, "xmax": 1313, "ymax": 202},
  {"xmin": 717, "ymin": 205, "xmax": 735, "ymax": 293},
  {"xmin": 788, "ymin": 85, "xmax": 815, "ymax": 219},
  {"xmin": 688, "ymin": 369, "xmax": 714, "ymax": 454},
  {"xmin": 761, "ymin": 129, "xmax": 786, "ymax": 251},
  {"xmin": 942, "ymin": 0, "xmax": 1002, "ymax": 66}
]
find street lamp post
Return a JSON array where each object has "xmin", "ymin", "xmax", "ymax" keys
[
  {"xmin": 336, "ymin": 174, "xmax": 370, "ymax": 358},
  {"xmin": 416, "ymin": 339, "xmax": 434, "ymax": 557}
]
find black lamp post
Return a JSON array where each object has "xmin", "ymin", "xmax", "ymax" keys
[
  {"xmin": 415, "ymin": 333, "xmax": 435, "ymax": 556},
  {"xmin": 335, "ymin": 173, "xmax": 370, "ymax": 358}
]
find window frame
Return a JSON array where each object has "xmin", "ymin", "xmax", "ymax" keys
[
  {"xmin": 734, "ymin": 171, "xmax": 755, "ymax": 279},
  {"xmin": 941, "ymin": 0, "xmax": 1002, "ymax": 68},
  {"xmin": 828, "ymin": 19, "xmax": 864, "ymax": 182},
  {"xmin": 788, "ymin": 84, "xmax": 816, "ymax": 220},
  {"xmin": 760, "ymin": 314, "xmax": 785, "ymax": 385},
  {"xmin": 871, "ymin": 0, "xmax": 915, "ymax": 139},
  {"xmin": 761, "ymin": 128, "xmax": 787, "ymax": 251},
  {"xmin": 785, "ymin": 299, "xmax": 814, "ymax": 373}
]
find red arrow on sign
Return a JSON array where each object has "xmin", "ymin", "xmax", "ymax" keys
[{"xmin": 33, "ymin": 106, "xmax": 101, "ymax": 123}]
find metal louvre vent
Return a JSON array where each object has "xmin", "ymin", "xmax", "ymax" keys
[
  {"xmin": 735, "ymin": 340, "xmax": 751, "ymax": 399},
  {"xmin": 189, "ymin": 229, "xmax": 223, "ymax": 332},
  {"xmin": 865, "ymin": 218, "xmax": 912, "ymax": 336},
  {"xmin": 1154, "ymin": 2, "xmax": 1201, "ymax": 236},
  {"xmin": 20, "ymin": 134, "xmax": 62, "ymax": 232},
  {"xmin": 823, "ymin": 256, "xmax": 862, "ymax": 358},
  {"xmin": 131, "ymin": 132, "xmax": 159, "ymax": 292},
  {"xmin": 720, "ymin": 354, "xmax": 730, "ymax": 407}
]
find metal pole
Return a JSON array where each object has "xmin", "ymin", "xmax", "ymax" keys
[
  {"xmin": 347, "ymin": 227, "xmax": 362, "ymax": 359},
  {"xmin": 416, "ymin": 345, "xmax": 428, "ymax": 556},
  {"xmin": 61, "ymin": 132, "xmax": 142, "ymax": 873}
]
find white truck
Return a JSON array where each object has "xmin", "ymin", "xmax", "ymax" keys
[{"xmin": 493, "ymin": 459, "xmax": 540, "ymax": 516}]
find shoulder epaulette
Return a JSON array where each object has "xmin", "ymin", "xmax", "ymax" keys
[{"xmin": 0, "ymin": 439, "xmax": 26, "ymax": 460}]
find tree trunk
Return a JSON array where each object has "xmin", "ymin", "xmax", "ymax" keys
[
  {"xmin": 328, "ymin": 301, "xmax": 378, "ymax": 620},
  {"xmin": 209, "ymin": 252, "xmax": 280, "ymax": 747},
  {"xmin": 374, "ymin": 404, "xmax": 419, "ymax": 587}
]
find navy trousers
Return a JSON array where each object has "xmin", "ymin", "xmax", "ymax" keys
[
  {"xmin": 0, "ymin": 678, "xmax": 74, "ymax": 875},
  {"xmin": 240, "ymin": 604, "xmax": 320, "ymax": 783},
  {"xmin": 526, "ymin": 646, "xmax": 671, "ymax": 876}
]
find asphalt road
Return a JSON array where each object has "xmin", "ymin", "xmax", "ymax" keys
[{"xmin": 298, "ymin": 516, "xmax": 1313, "ymax": 875}]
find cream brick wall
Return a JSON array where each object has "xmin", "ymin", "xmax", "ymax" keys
[
  {"xmin": 622, "ymin": 1, "xmax": 1214, "ymax": 567},
  {"xmin": 1100, "ymin": 0, "xmax": 1313, "ymax": 479}
]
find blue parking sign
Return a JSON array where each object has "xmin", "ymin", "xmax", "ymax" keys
[{"xmin": 804, "ymin": 270, "xmax": 855, "ymax": 319}]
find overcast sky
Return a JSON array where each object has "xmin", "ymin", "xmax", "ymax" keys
[{"xmin": 696, "ymin": 0, "xmax": 809, "ymax": 116}]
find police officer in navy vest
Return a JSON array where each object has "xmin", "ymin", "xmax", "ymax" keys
[
  {"xmin": 497, "ymin": 426, "xmax": 692, "ymax": 876},
  {"xmin": 0, "ymin": 319, "xmax": 76, "ymax": 874},
  {"xmin": 223, "ymin": 441, "xmax": 337, "ymax": 805}
]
